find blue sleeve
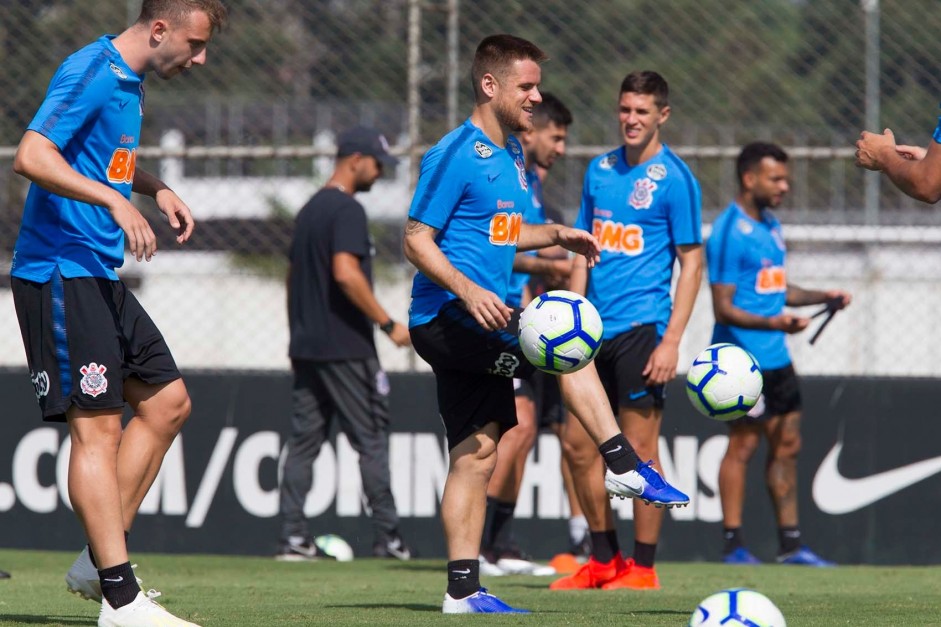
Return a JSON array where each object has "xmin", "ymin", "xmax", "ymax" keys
[
  {"xmin": 706, "ymin": 218, "xmax": 741, "ymax": 285},
  {"xmin": 933, "ymin": 102, "xmax": 941, "ymax": 143},
  {"xmin": 665, "ymin": 173, "xmax": 703, "ymax": 246},
  {"xmin": 573, "ymin": 168, "xmax": 593, "ymax": 232},
  {"xmin": 408, "ymin": 144, "xmax": 466, "ymax": 229},
  {"xmin": 27, "ymin": 53, "xmax": 113, "ymax": 151}
]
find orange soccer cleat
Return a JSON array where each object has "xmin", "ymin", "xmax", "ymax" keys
[
  {"xmin": 601, "ymin": 558, "xmax": 661, "ymax": 590},
  {"xmin": 549, "ymin": 554, "xmax": 626, "ymax": 590}
]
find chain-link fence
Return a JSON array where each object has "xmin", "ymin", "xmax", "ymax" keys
[{"xmin": 1, "ymin": 0, "xmax": 940, "ymax": 374}]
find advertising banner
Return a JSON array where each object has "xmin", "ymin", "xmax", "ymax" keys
[{"xmin": 1, "ymin": 370, "xmax": 938, "ymax": 564}]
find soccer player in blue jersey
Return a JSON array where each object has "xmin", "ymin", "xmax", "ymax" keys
[
  {"xmin": 479, "ymin": 93, "xmax": 579, "ymax": 577},
  {"xmin": 855, "ymin": 119, "xmax": 941, "ymax": 203},
  {"xmin": 551, "ymin": 70, "xmax": 703, "ymax": 592},
  {"xmin": 403, "ymin": 36, "xmax": 689, "ymax": 614},
  {"xmin": 708, "ymin": 142, "xmax": 850, "ymax": 567},
  {"xmin": 10, "ymin": 1, "xmax": 227, "ymax": 625}
]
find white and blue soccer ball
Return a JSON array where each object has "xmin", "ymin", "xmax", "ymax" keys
[
  {"xmin": 689, "ymin": 588, "xmax": 786, "ymax": 627},
  {"xmin": 314, "ymin": 534, "xmax": 354, "ymax": 562},
  {"xmin": 686, "ymin": 343, "xmax": 763, "ymax": 420},
  {"xmin": 518, "ymin": 290, "xmax": 603, "ymax": 374}
]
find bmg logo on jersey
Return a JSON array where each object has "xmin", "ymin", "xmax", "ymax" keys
[
  {"xmin": 106, "ymin": 147, "xmax": 137, "ymax": 185},
  {"xmin": 490, "ymin": 211, "xmax": 522, "ymax": 246},
  {"xmin": 756, "ymin": 265, "xmax": 786, "ymax": 293},
  {"xmin": 592, "ymin": 218, "xmax": 645, "ymax": 256}
]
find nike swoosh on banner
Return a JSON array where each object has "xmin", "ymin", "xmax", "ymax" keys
[{"xmin": 812, "ymin": 441, "xmax": 941, "ymax": 514}]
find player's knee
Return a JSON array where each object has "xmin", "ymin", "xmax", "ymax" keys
[
  {"xmin": 773, "ymin": 434, "xmax": 801, "ymax": 459},
  {"xmin": 154, "ymin": 389, "xmax": 192, "ymax": 436}
]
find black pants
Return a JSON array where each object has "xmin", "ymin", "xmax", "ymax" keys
[{"xmin": 279, "ymin": 358, "xmax": 399, "ymax": 542}]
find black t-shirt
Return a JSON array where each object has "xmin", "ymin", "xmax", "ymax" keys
[{"xmin": 288, "ymin": 187, "xmax": 376, "ymax": 361}]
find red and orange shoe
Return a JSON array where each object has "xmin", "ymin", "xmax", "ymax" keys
[
  {"xmin": 549, "ymin": 554, "xmax": 626, "ymax": 590},
  {"xmin": 601, "ymin": 558, "xmax": 661, "ymax": 590}
]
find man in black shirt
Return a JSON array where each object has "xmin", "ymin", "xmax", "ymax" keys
[{"xmin": 276, "ymin": 127, "xmax": 413, "ymax": 561}]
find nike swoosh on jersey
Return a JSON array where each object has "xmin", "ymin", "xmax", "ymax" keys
[
  {"xmin": 812, "ymin": 441, "xmax": 941, "ymax": 514},
  {"xmin": 488, "ymin": 173, "xmax": 501, "ymax": 182}
]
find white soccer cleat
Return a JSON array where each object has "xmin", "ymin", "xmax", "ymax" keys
[
  {"xmin": 98, "ymin": 591, "xmax": 200, "ymax": 627},
  {"xmin": 66, "ymin": 546, "xmax": 102, "ymax": 602},
  {"xmin": 603, "ymin": 467, "xmax": 645, "ymax": 499},
  {"xmin": 605, "ymin": 462, "xmax": 690, "ymax": 508},
  {"xmin": 66, "ymin": 548, "xmax": 162, "ymax": 603},
  {"xmin": 495, "ymin": 555, "xmax": 556, "ymax": 576}
]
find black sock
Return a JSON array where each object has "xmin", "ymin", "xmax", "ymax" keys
[
  {"xmin": 446, "ymin": 559, "xmax": 480, "ymax": 600},
  {"xmin": 99, "ymin": 562, "xmax": 139, "ymax": 609},
  {"xmin": 723, "ymin": 527, "xmax": 743, "ymax": 554},
  {"xmin": 88, "ymin": 531, "xmax": 129, "ymax": 569},
  {"xmin": 490, "ymin": 501, "xmax": 516, "ymax": 552},
  {"xmin": 778, "ymin": 526, "xmax": 801, "ymax": 554},
  {"xmin": 589, "ymin": 530, "xmax": 620, "ymax": 564},
  {"xmin": 633, "ymin": 541, "xmax": 657, "ymax": 568},
  {"xmin": 598, "ymin": 434, "xmax": 640, "ymax": 475},
  {"xmin": 482, "ymin": 498, "xmax": 498, "ymax": 551}
]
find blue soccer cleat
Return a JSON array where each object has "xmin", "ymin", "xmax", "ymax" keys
[
  {"xmin": 723, "ymin": 547, "xmax": 763, "ymax": 565},
  {"xmin": 441, "ymin": 588, "xmax": 530, "ymax": 614},
  {"xmin": 776, "ymin": 546, "xmax": 835, "ymax": 567},
  {"xmin": 604, "ymin": 460, "xmax": 690, "ymax": 508}
]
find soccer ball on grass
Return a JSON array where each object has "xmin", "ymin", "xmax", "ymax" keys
[
  {"xmin": 686, "ymin": 343, "xmax": 763, "ymax": 420},
  {"xmin": 518, "ymin": 290, "xmax": 603, "ymax": 374},
  {"xmin": 314, "ymin": 534, "xmax": 354, "ymax": 562},
  {"xmin": 689, "ymin": 588, "xmax": 786, "ymax": 626}
]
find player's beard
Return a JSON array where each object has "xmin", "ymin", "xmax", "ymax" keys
[{"xmin": 494, "ymin": 97, "xmax": 530, "ymax": 133}]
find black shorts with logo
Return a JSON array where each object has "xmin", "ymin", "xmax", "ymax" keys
[
  {"xmin": 410, "ymin": 300, "xmax": 537, "ymax": 450},
  {"xmin": 731, "ymin": 364, "xmax": 802, "ymax": 425},
  {"xmin": 594, "ymin": 324, "xmax": 665, "ymax": 411},
  {"xmin": 12, "ymin": 271, "xmax": 181, "ymax": 422}
]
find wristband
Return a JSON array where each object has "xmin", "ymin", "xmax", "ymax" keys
[{"xmin": 379, "ymin": 319, "xmax": 395, "ymax": 335}]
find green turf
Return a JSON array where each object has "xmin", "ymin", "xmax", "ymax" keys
[{"xmin": 0, "ymin": 549, "xmax": 938, "ymax": 626}]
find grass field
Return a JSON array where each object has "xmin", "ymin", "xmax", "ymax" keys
[{"xmin": 0, "ymin": 549, "xmax": 938, "ymax": 626}]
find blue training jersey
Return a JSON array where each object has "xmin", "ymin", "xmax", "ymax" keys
[
  {"xmin": 707, "ymin": 202, "xmax": 790, "ymax": 370},
  {"xmin": 408, "ymin": 119, "xmax": 531, "ymax": 327},
  {"xmin": 12, "ymin": 35, "xmax": 143, "ymax": 282},
  {"xmin": 505, "ymin": 167, "xmax": 546, "ymax": 308},
  {"xmin": 574, "ymin": 144, "xmax": 702, "ymax": 338}
]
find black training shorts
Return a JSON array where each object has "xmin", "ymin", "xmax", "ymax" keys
[
  {"xmin": 514, "ymin": 370, "xmax": 565, "ymax": 429},
  {"xmin": 731, "ymin": 363, "xmax": 802, "ymax": 425},
  {"xmin": 12, "ymin": 271, "xmax": 181, "ymax": 422},
  {"xmin": 410, "ymin": 300, "xmax": 537, "ymax": 450},
  {"xmin": 594, "ymin": 324, "xmax": 665, "ymax": 411}
]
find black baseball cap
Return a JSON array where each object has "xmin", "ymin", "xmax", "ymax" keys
[{"xmin": 336, "ymin": 127, "xmax": 398, "ymax": 169}]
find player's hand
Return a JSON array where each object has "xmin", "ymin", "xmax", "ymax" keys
[
  {"xmin": 461, "ymin": 285, "xmax": 512, "ymax": 331},
  {"xmin": 642, "ymin": 340, "xmax": 679, "ymax": 386},
  {"xmin": 154, "ymin": 188, "xmax": 196, "ymax": 244},
  {"xmin": 388, "ymin": 322, "xmax": 411, "ymax": 348},
  {"xmin": 770, "ymin": 314, "xmax": 810, "ymax": 334},
  {"xmin": 896, "ymin": 144, "xmax": 928, "ymax": 161},
  {"xmin": 555, "ymin": 227, "xmax": 601, "ymax": 268},
  {"xmin": 855, "ymin": 129, "xmax": 897, "ymax": 171},
  {"xmin": 825, "ymin": 290, "xmax": 852, "ymax": 310},
  {"xmin": 109, "ymin": 199, "xmax": 157, "ymax": 262}
]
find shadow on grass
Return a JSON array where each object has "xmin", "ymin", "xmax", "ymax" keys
[
  {"xmin": 324, "ymin": 603, "xmax": 441, "ymax": 613},
  {"xmin": 0, "ymin": 616, "xmax": 91, "ymax": 626}
]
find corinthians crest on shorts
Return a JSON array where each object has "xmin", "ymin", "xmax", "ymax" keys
[{"xmin": 80, "ymin": 362, "xmax": 109, "ymax": 397}]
